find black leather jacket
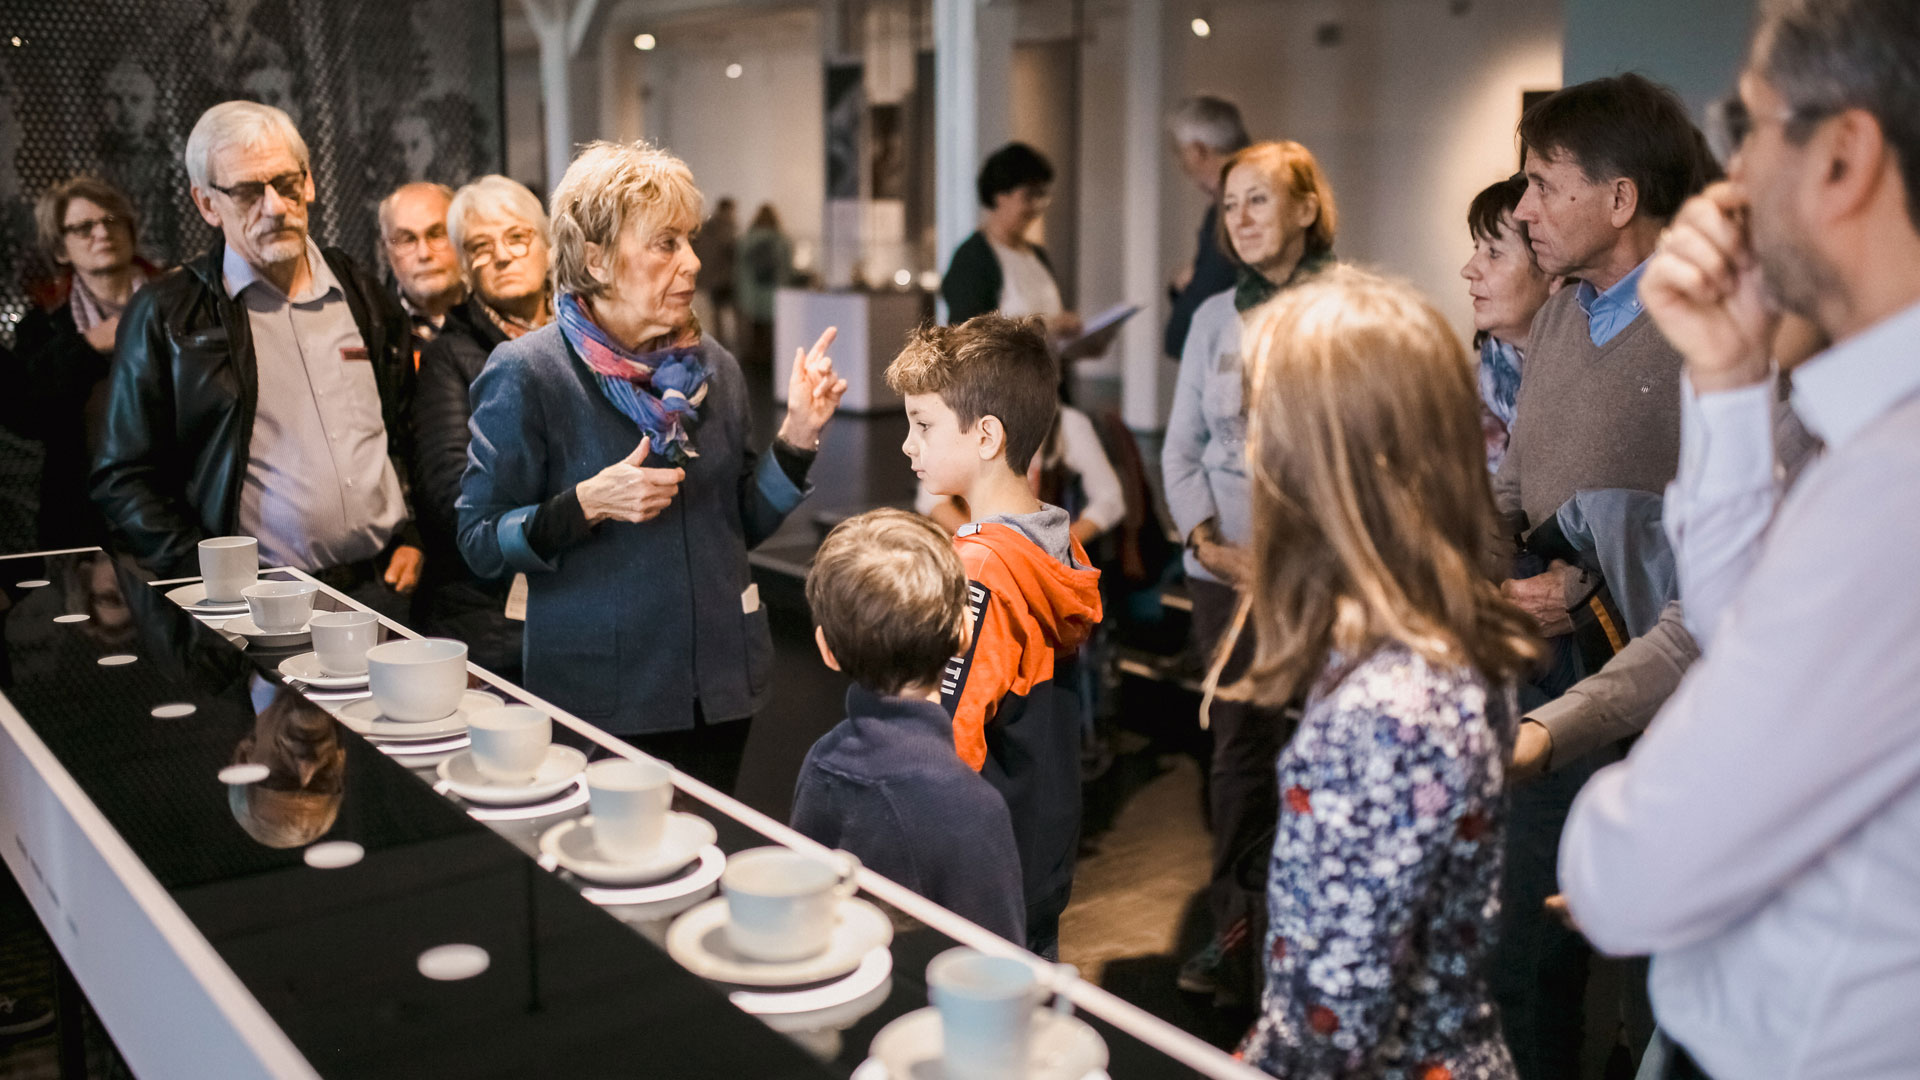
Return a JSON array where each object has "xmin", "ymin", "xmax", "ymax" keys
[
  {"xmin": 90, "ymin": 243, "xmax": 418, "ymax": 578},
  {"xmin": 412, "ymin": 295, "xmax": 522, "ymax": 675}
]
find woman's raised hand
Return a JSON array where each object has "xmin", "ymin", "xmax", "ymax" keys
[
  {"xmin": 778, "ymin": 326, "xmax": 848, "ymax": 450},
  {"xmin": 575, "ymin": 436, "xmax": 685, "ymax": 525}
]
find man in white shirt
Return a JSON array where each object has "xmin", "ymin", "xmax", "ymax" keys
[{"xmin": 1559, "ymin": 2, "xmax": 1920, "ymax": 1077}]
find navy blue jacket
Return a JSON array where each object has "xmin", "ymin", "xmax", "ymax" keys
[
  {"xmin": 791, "ymin": 685, "xmax": 1026, "ymax": 944},
  {"xmin": 456, "ymin": 324, "xmax": 807, "ymax": 734}
]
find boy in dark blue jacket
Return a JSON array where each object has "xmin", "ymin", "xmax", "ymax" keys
[{"xmin": 790, "ymin": 509, "xmax": 1026, "ymax": 943}]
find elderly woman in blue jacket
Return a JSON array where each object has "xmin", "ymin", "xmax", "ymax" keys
[{"xmin": 458, "ymin": 141, "xmax": 845, "ymax": 793}]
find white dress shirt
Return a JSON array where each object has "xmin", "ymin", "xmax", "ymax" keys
[{"xmin": 1560, "ymin": 299, "xmax": 1920, "ymax": 1080}]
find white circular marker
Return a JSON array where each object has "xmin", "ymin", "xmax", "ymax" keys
[
  {"xmin": 53, "ymin": 614, "xmax": 88, "ymax": 624},
  {"xmin": 151, "ymin": 703, "xmax": 197, "ymax": 719},
  {"xmin": 97, "ymin": 654, "xmax": 137, "ymax": 667},
  {"xmin": 725, "ymin": 62, "xmax": 743, "ymax": 79},
  {"xmin": 17, "ymin": 579, "xmax": 49, "ymax": 588},
  {"xmin": 218, "ymin": 763, "xmax": 270, "ymax": 785},
  {"xmin": 304, "ymin": 841, "xmax": 364, "ymax": 869},
  {"xmin": 418, "ymin": 943, "xmax": 490, "ymax": 981}
]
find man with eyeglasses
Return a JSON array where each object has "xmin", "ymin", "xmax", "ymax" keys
[
  {"xmin": 92, "ymin": 100, "xmax": 424, "ymax": 617},
  {"xmin": 378, "ymin": 181, "xmax": 464, "ymax": 353},
  {"xmin": 1561, "ymin": 2, "xmax": 1920, "ymax": 1077}
]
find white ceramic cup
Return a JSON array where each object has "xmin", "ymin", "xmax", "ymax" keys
[
  {"xmin": 721, "ymin": 846, "xmax": 858, "ymax": 963},
  {"xmin": 467, "ymin": 706, "xmax": 551, "ymax": 786},
  {"xmin": 309, "ymin": 610, "xmax": 381, "ymax": 675},
  {"xmin": 585, "ymin": 757, "xmax": 674, "ymax": 862},
  {"xmin": 242, "ymin": 581, "xmax": 318, "ymax": 633},
  {"xmin": 927, "ymin": 948, "xmax": 1074, "ymax": 1080},
  {"xmin": 198, "ymin": 536, "xmax": 258, "ymax": 602},
  {"xmin": 364, "ymin": 638, "xmax": 469, "ymax": 721}
]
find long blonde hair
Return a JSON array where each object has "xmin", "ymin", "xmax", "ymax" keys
[{"xmin": 1207, "ymin": 267, "xmax": 1539, "ymax": 712}]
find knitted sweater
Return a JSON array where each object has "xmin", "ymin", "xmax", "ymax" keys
[{"xmin": 1493, "ymin": 287, "xmax": 1684, "ymax": 537}]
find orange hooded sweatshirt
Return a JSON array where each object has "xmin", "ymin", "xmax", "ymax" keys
[{"xmin": 939, "ymin": 514, "xmax": 1103, "ymax": 918}]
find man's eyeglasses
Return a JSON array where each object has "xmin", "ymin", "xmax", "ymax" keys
[
  {"xmin": 387, "ymin": 226, "xmax": 451, "ymax": 256},
  {"xmin": 60, "ymin": 214, "xmax": 124, "ymax": 238},
  {"xmin": 465, "ymin": 229, "xmax": 537, "ymax": 269},
  {"xmin": 207, "ymin": 169, "xmax": 308, "ymax": 209},
  {"xmin": 1709, "ymin": 94, "xmax": 1818, "ymax": 156}
]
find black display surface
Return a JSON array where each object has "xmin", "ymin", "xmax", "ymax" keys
[
  {"xmin": 0, "ymin": 550, "xmax": 828, "ymax": 1079},
  {"xmin": 0, "ymin": 549, "xmax": 1204, "ymax": 1079}
]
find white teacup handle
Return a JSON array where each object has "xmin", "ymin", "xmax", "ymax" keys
[
  {"xmin": 1043, "ymin": 961, "xmax": 1078, "ymax": 1016},
  {"xmin": 829, "ymin": 849, "xmax": 862, "ymax": 900}
]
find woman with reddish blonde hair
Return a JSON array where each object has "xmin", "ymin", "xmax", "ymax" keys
[
  {"xmin": 1220, "ymin": 267, "xmax": 1539, "ymax": 1079},
  {"xmin": 1164, "ymin": 138, "xmax": 1338, "ymax": 1001}
]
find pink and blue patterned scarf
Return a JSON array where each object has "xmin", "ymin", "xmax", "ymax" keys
[{"xmin": 557, "ymin": 292, "xmax": 711, "ymax": 465}]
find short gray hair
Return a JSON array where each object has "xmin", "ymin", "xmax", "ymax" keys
[
  {"xmin": 184, "ymin": 100, "xmax": 310, "ymax": 190},
  {"xmin": 548, "ymin": 140, "xmax": 703, "ymax": 301},
  {"xmin": 1752, "ymin": 0, "xmax": 1920, "ymax": 228},
  {"xmin": 377, "ymin": 181, "xmax": 455, "ymax": 238},
  {"xmin": 1169, "ymin": 96, "xmax": 1250, "ymax": 154},
  {"xmin": 447, "ymin": 175, "xmax": 549, "ymax": 271}
]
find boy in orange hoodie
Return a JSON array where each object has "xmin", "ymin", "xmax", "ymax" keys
[{"xmin": 885, "ymin": 315, "xmax": 1103, "ymax": 959}]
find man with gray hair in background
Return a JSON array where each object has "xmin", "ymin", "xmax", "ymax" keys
[
  {"xmin": 92, "ymin": 100, "xmax": 423, "ymax": 618},
  {"xmin": 378, "ymin": 181, "xmax": 465, "ymax": 351},
  {"xmin": 1164, "ymin": 96, "xmax": 1249, "ymax": 359}
]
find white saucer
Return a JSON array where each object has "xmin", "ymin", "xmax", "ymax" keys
[
  {"xmin": 868, "ymin": 1006, "xmax": 1108, "ymax": 1080},
  {"xmin": 437, "ymin": 746, "xmax": 588, "ymax": 805},
  {"xmin": 164, "ymin": 582, "xmax": 250, "ymax": 614},
  {"xmin": 541, "ymin": 812, "xmax": 718, "ymax": 885},
  {"xmin": 224, "ymin": 614, "xmax": 311, "ymax": 648},
  {"xmin": 278, "ymin": 651, "xmax": 369, "ymax": 689},
  {"xmin": 666, "ymin": 895, "xmax": 893, "ymax": 987},
  {"xmin": 336, "ymin": 689, "xmax": 501, "ymax": 740}
]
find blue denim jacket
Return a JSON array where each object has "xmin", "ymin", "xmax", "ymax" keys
[{"xmin": 456, "ymin": 324, "xmax": 807, "ymax": 734}]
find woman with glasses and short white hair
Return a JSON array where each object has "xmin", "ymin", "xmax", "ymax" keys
[{"xmin": 410, "ymin": 174, "xmax": 555, "ymax": 679}]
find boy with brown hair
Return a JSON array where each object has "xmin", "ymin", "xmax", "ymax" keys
[
  {"xmin": 791, "ymin": 508, "xmax": 1025, "ymax": 942},
  {"xmin": 885, "ymin": 314, "xmax": 1103, "ymax": 958}
]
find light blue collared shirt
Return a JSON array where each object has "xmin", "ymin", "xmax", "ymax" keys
[
  {"xmin": 1561, "ymin": 298, "xmax": 1920, "ymax": 1080},
  {"xmin": 1574, "ymin": 258, "xmax": 1651, "ymax": 346}
]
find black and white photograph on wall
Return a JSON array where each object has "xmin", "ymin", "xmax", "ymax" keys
[
  {"xmin": 0, "ymin": 0, "xmax": 504, "ymax": 345},
  {"xmin": 823, "ymin": 62, "xmax": 863, "ymax": 201}
]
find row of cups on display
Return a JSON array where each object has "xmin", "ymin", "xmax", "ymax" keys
[
  {"xmin": 203, "ymin": 542, "xmax": 1078, "ymax": 1076},
  {"xmin": 468, "ymin": 708, "xmax": 853, "ymax": 964}
]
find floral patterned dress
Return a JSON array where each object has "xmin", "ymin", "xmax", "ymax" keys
[{"xmin": 1239, "ymin": 644, "xmax": 1517, "ymax": 1080}]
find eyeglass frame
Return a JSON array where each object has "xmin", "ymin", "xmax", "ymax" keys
[
  {"xmin": 385, "ymin": 224, "xmax": 452, "ymax": 257},
  {"xmin": 205, "ymin": 169, "xmax": 309, "ymax": 210},
  {"xmin": 60, "ymin": 214, "xmax": 126, "ymax": 239},
  {"xmin": 1709, "ymin": 93, "xmax": 1828, "ymax": 158},
  {"xmin": 463, "ymin": 227, "xmax": 538, "ymax": 270}
]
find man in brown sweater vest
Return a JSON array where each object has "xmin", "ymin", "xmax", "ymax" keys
[{"xmin": 1489, "ymin": 74, "xmax": 1716, "ymax": 1080}]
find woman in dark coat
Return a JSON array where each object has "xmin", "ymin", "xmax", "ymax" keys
[
  {"xmin": 9, "ymin": 177, "xmax": 155, "ymax": 549},
  {"xmin": 412, "ymin": 175, "xmax": 555, "ymax": 679},
  {"xmin": 456, "ymin": 142, "xmax": 846, "ymax": 793}
]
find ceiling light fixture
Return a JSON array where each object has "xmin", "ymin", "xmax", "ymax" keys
[
  {"xmin": 633, "ymin": 33, "xmax": 657, "ymax": 50},
  {"xmin": 1190, "ymin": 17, "xmax": 1211, "ymax": 37}
]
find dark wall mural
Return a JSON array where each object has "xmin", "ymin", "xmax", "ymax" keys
[{"xmin": 0, "ymin": 0, "xmax": 504, "ymax": 343}]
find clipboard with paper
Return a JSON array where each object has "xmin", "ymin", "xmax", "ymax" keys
[{"xmin": 1057, "ymin": 302, "xmax": 1142, "ymax": 361}]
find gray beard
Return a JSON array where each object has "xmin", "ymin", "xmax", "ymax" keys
[{"xmin": 255, "ymin": 233, "xmax": 306, "ymax": 266}]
